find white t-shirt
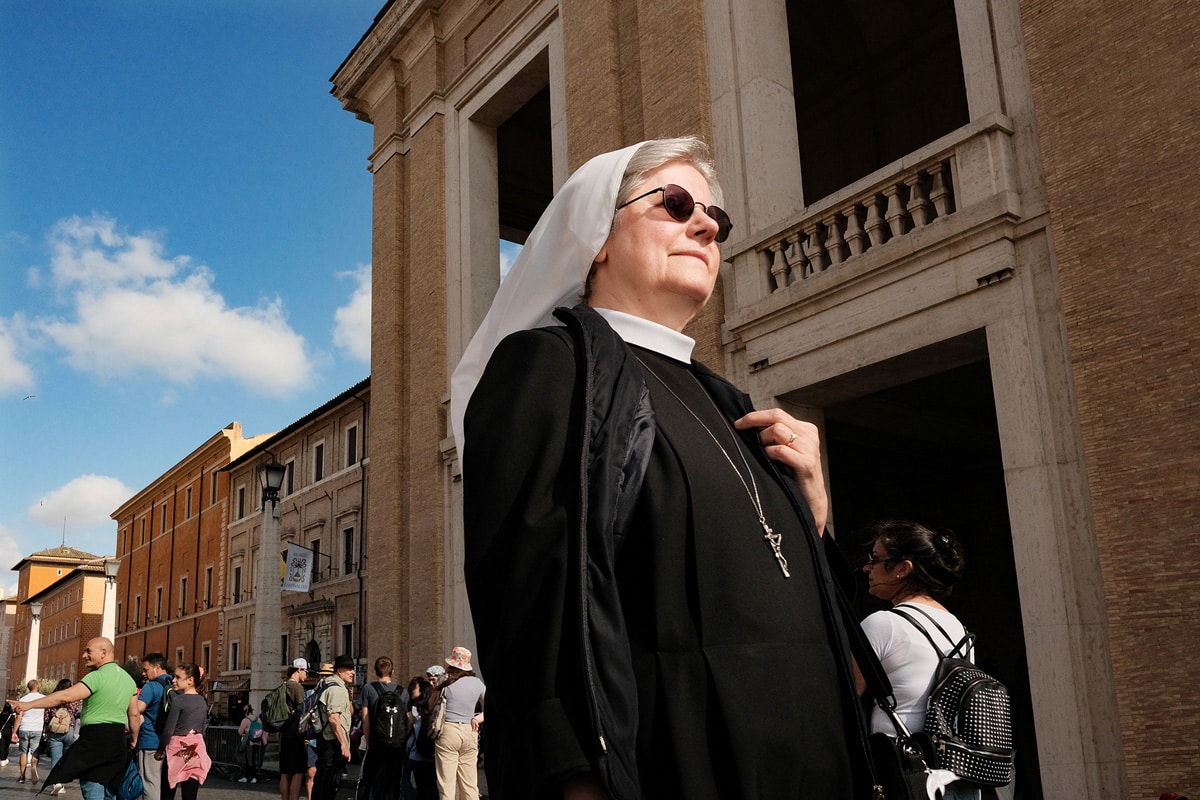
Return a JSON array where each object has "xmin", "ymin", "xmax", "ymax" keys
[
  {"xmin": 17, "ymin": 692, "xmax": 46, "ymax": 733},
  {"xmin": 861, "ymin": 603, "xmax": 971, "ymax": 736}
]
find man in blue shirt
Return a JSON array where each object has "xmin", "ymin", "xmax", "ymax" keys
[{"xmin": 130, "ymin": 653, "xmax": 171, "ymax": 800}]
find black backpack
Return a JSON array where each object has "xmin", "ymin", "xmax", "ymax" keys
[
  {"xmin": 890, "ymin": 605, "xmax": 1016, "ymax": 786},
  {"xmin": 150, "ymin": 676, "xmax": 174, "ymax": 741},
  {"xmin": 369, "ymin": 682, "xmax": 407, "ymax": 748}
]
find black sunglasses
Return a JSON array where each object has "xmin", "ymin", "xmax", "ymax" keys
[{"xmin": 617, "ymin": 184, "xmax": 733, "ymax": 243}]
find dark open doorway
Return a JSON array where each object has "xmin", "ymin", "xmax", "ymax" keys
[{"xmin": 793, "ymin": 333, "xmax": 1042, "ymax": 798}]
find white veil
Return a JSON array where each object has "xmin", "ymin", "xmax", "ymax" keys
[{"xmin": 449, "ymin": 141, "xmax": 645, "ymax": 460}]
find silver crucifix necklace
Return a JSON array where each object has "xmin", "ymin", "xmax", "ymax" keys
[{"xmin": 637, "ymin": 357, "xmax": 791, "ymax": 578}]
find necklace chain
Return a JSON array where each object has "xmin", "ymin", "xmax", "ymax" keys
[{"xmin": 636, "ymin": 357, "xmax": 790, "ymax": 578}]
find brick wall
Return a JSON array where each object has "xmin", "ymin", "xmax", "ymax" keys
[{"xmin": 1019, "ymin": 0, "xmax": 1200, "ymax": 793}]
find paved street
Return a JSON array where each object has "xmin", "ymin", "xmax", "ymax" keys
[{"xmin": 0, "ymin": 758, "xmax": 367, "ymax": 800}]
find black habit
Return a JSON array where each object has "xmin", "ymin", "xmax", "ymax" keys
[{"xmin": 463, "ymin": 310, "xmax": 872, "ymax": 800}]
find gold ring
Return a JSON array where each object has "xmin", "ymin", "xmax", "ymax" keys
[{"xmin": 786, "ymin": 431, "xmax": 798, "ymax": 447}]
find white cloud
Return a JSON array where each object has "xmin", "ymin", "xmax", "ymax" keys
[
  {"xmin": 332, "ymin": 264, "xmax": 371, "ymax": 363},
  {"xmin": 27, "ymin": 474, "xmax": 134, "ymax": 551},
  {"xmin": 35, "ymin": 214, "xmax": 313, "ymax": 396},
  {"xmin": 48, "ymin": 215, "xmax": 178, "ymax": 288},
  {"xmin": 0, "ymin": 316, "xmax": 36, "ymax": 396}
]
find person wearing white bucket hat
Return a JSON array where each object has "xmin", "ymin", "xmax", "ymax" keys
[{"xmin": 453, "ymin": 136, "xmax": 875, "ymax": 799}]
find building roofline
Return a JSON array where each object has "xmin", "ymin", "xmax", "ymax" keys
[
  {"xmin": 329, "ymin": 0, "xmax": 396, "ymax": 84},
  {"xmin": 110, "ymin": 421, "xmax": 274, "ymax": 519},
  {"xmin": 24, "ymin": 560, "xmax": 108, "ymax": 604},
  {"xmin": 10, "ymin": 546, "xmax": 99, "ymax": 573},
  {"xmin": 224, "ymin": 377, "xmax": 371, "ymax": 472}
]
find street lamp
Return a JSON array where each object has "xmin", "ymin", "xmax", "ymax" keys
[
  {"xmin": 26, "ymin": 600, "xmax": 44, "ymax": 683},
  {"xmin": 251, "ymin": 461, "xmax": 288, "ymax": 710},
  {"xmin": 101, "ymin": 558, "xmax": 120, "ymax": 642}
]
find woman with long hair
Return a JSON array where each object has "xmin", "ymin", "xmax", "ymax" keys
[
  {"xmin": 404, "ymin": 676, "xmax": 436, "ymax": 800},
  {"xmin": 158, "ymin": 662, "xmax": 212, "ymax": 800}
]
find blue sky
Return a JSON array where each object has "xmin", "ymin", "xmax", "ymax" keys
[{"xmin": 0, "ymin": 1, "xmax": 388, "ymax": 595}]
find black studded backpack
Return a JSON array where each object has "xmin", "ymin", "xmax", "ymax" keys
[{"xmin": 890, "ymin": 605, "xmax": 1016, "ymax": 787}]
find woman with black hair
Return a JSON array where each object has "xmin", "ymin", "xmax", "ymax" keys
[
  {"xmin": 858, "ymin": 519, "xmax": 979, "ymax": 800},
  {"xmin": 404, "ymin": 677, "xmax": 436, "ymax": 800}
]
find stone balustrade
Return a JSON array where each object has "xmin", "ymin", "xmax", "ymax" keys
[
  {"xmin": 761, "ymin": 158, "xmax": 955, "ymax": 290},
  {"xmin": 740, "ymin": 115, "xmax": 1018, "ymax": 308}
]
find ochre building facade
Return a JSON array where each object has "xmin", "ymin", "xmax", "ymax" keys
[
  {"xmin": 326, "ymin": 1, "xmax": 1195, "ymax": 798},
  {"xmin": 221, "ymin": 378, "xmax": 371, "ymax": 704},
  {"xmin": 112, "ymin": 422, "xmax": 268, "ymax": 681},
  {"xmin": 7, "ymin": 547, "xmax": 101, "ymax": 692}
]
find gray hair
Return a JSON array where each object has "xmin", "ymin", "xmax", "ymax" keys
[
  {"xmin": 615, "ymin": 135, "xmax": 723, "ymax": 209},
  {"xmin": 582, "ymin": 136, "xmax": 724, "ymax": 302}
]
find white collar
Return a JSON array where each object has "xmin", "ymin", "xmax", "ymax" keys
[{"xmin": 592, "ymin": 307, "xmax": 695, "ymax": 363}]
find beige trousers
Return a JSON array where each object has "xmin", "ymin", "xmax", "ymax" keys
[{"xmin": 433, "ymin": 721, "xmax": 479, "ymax": 800}]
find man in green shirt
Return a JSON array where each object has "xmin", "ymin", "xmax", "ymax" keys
[{"xmin": 11, "ymin": 637, "xmax": 138, "ymax": 800}]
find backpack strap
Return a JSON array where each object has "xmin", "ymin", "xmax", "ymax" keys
[{"xmin": 890, "ymin": 605, "xmax": 975, "ymax": 660}]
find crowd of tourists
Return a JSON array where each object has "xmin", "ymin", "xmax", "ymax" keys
[{"xmin": 268, "ymin": 647, "xmax": 486, "ymax": 800}]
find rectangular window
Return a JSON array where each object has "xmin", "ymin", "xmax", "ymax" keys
[
  {"xmin": 346, "ymin": 425, "xmax": 358, "ymax": 467},
  {"xmin": 233, "ymin": 566, "xmax": 242, "ymax": 604},
  {"xmin": 186, "ymin": 487, "xmax": 193, "ymax": 518},
  {"xmin": 211, "ymin": 470, "xmax": 219, "ymax": 505},
  {"xmin": 341, "ymin": 623, "xmax": 354, "ymax": 658},
  {"xmin": 343, "ymin": 527, "xmax": 355, "ymax": 575},
  {"xmin": 285, "ymin": 461, "xmax": 295, "ymax": 494},
  {"xmin": 180, "ymin": 576, "xmax": 188, "ymax": 615},
  {"xmin": 204, "ymin": 567, "xmax": 213, "ymax": 607},
  {"xmin": 161, "ymin": 504, "xmax": 168, "ymax": 532},
  {"xmin": 202, "ymin": 643, "xmax": 211, "ymax": 676},
  {"xmin": 176, "ymin": 646, "xmax": 184, "ymax": 665},
  {"xmin": 140, "ymin": 518, "xmax": 146, "ymax": 545},
  {"xmin": 237, "ymin": 486, "xmax": 246, "ymax": 519},
  {"xmin": 116, "ymin": 602, "xmax": 122, "ymax": 633},
  {"xmin": 230, "ymin": 641, "xmax": 240, "ymax": 671},
  {"xmin": 134, "ymin": 595, "xmax": 142, "ymax": 628},
  {"xmin": 314, "ymin": 443, "xmax": 325, "ymax": 482},
  {"xmin": 311, "ymin": 539, "xmax": 322, "ymax": 583},
  {"xmin": 281, "ymin": 634, "xmax": 289, "ymax": 666},
  {"xmin": 155, "ymin": 587, "xmax": 163, "ymax": 622}
]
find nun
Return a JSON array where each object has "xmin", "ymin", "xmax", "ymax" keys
[{"xmin": 452, "ymin": 136, "xmax": 875, "ymax": 800}]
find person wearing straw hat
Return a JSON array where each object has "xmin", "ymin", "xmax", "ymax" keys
[
  {"xmin": 431, "ymin": 647, "xmax": 485, "ymax": 800},
  {"xmin": 452, "ymin": 137, "xmax": 875, "ymax": 799},
  {"xmin": 312, "ymin": 656, "xmax": 355, "ymax": 800}
]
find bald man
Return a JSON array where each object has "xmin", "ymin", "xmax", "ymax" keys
[{"xmin": 11, "ymin": 637, "xmax": 138, "ymax": 800}]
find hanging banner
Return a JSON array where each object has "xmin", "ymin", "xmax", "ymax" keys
[{"xmin": 282, "ymin": 543, "xmax": 312, "ymax": 593}]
